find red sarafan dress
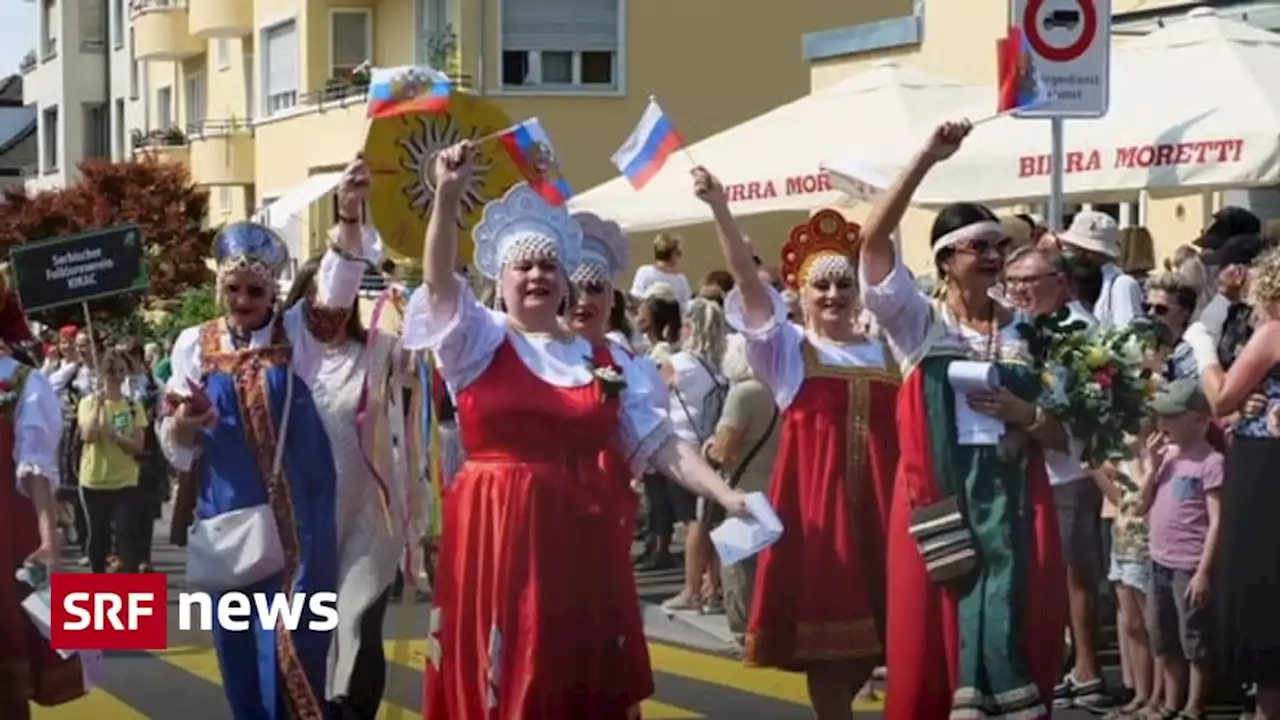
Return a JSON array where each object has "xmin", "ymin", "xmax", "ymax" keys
[
  {"xmin": 422, "ymin": 335, "xmax": 654, "ymax": 719},
  {"xmin": 737, "ymin": 331, "xmax": 900, "ymax": 668},
  {"xmin": 0, "ymin": 362, "xmax": 85, "ymax": 715}
]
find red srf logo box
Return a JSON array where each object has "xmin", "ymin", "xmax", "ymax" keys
[{"xmin": 49, "ymin": 573, "xmax": 168, "ymax": 651}]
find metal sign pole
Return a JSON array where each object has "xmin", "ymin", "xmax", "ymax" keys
[{"xmin": 1049, "ymin": 117, "xmax": 1065, "ymax": 231}]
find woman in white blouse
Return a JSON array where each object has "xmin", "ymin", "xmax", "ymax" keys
[
  {"xmin": 661, "ymin": 298, "xmax": 728, "ymax": 614},
  {"xmin": 405, "ymin": 142, "xmax": 744, "ymax": 720},
  {"xmin": 858, "ymin": 121, "xmax": 1068, "ymax": 720},
  {"xmin": 0, "ymin": 284, "xmax": 81, "ymax": 719},
  {"xmin": 692, "ymin": 167, "xmax": 899, "ymax": 719}
]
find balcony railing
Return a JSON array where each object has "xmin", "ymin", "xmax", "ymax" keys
[
  {"xmin": 19, "ymin": 50, "xmax": 36, "ymax": 73},
  {"xmin": 131, "ymin": 126, "xmax": 188, "ymax": 150},
  {"xmin": 41, "ymin": 37, "xmax": 57, "ymax": 61}
]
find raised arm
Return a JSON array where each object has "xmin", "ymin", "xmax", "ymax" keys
[
  {"xmin": 691, "ymin": 167, "xmax": 771, "ymax": 329},
  {"xmin": 859, "ymin": 121, "xmax": 971, "ymax": 287},
  {"xmin": 421, "ymin": 142, "xmax": 476, "ymax": 325}
]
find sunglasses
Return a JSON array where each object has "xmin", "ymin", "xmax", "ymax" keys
[
  {"xmin": 956, "ymin": 237, "xmax": 1013, "ymax": 257},
  {"xmin": 1143, "ymin": 302, "xmax": 1169, "ymax": 316}
]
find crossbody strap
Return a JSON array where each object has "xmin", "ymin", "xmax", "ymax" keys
[
  {"xmin": 726, "ymin": 405, "xmax": 778, "ymax": 488},
  {"xmin": 272, "ymin": 365, "xmax": 294, "ymax": 479}
]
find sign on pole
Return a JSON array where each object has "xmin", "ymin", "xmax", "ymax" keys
[
  {"xmin": 9, "ymin": 225, "xmax": 149, "ymax": 313},
  {"xmin": 1013, "ymin": 0, "xmax": 1111, "ymax": 118}
]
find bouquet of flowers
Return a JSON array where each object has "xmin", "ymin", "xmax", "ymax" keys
[{"xmin": 1019, "ymin": 309, "xmax": 1162, "ymax": 468}]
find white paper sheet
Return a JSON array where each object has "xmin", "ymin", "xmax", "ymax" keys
[
  {"xmin": 948, "ymin": 361, "xmax": 1006, "ymax": 446},
  {"xmin": 711, "ymin": 492, "xmax": 784, "ymax": 566}
]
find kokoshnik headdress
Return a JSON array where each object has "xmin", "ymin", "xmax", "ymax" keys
[
  {"xmin": 213, "ymin": 221, "xmax": 291, "ymax": 283},
  {"xmin": 473, "ymin": 183, "xmax": 582, "ymax": 281},
  {"xmin": 780, "ymin": 209, "xmax": 862, "ymax": 291},
  {"xmin": 569, "ymin": 212, "xmax": 629, "ymax": 286}
]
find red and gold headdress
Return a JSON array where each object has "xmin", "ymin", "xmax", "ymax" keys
[{"xmin": 779, "ymin": 209, "xmax": 861, "ymax": 291}]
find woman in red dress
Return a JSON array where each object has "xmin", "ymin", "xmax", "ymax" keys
[
  {"xmin": 0, "ymin": 281, "xmax": 86, "ymax": 719},
  {"xmin": 856, "ymin": 121, "xmax": 1068, "ymax": 719},
  {"xmin": 404, "ymin": 142, "xmax": 747, "ymax": 719},
  {"xmin": 691, "ymin": 168, "xmax": 899, "ymax": 719}
]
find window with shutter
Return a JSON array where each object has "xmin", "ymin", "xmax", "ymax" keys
[
  {"xmin": 500, "ymin": 0, "xmax": 621, "ymax": 91},
  {"xmin": 330, "ymin": 10, "xmax": 372, "ymax": 79},
  {"xmin": 263, "ymin": 20, "xmax": 299, "ymax": 115}
]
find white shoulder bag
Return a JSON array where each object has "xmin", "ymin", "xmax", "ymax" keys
[{"xmin": 185, "ymin": 368, "xmax": 293, "ymax": 593}]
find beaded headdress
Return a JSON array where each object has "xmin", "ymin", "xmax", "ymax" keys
[
  {"xmin": 213, "ymin": 222, "xmax": 290, "ymax": 283},
  {"xmin": 569, "ymin": 212, "xmax": 629, "ymax": 286},
  {"xmin": 473, "ymin": 183, "xmax": 582, "ymax": 281},
  {"xmin": 779, "ymin": 209, "xmax": 861, "ymax": 291}
]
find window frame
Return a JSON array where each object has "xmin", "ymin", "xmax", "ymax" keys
[
  {"xmin": 216, "ymin": 38, "xmax": 231, "ymax": 71},
  {"xmin": 41, "ymin": 105, "xmax": 59, "ymax": 174},
  {"xmin": 328, "ymin": 7, "xmax": 373, "ymax": 80},
  {"xmin": 260, "ymin": 17, "xmax": 301, "ymax": 118},
  {"xmin": 495, "ymin": 0, "xmax": 625, "ymax": 96},
  {"xmin": 184, "ymin": 71, "xmax": 206, "ymax": 127},
  {"xmin": 156, "ymin": 85, "xmax": 173, "ymax": 130}
]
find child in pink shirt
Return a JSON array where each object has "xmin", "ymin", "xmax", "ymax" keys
[{"xmin": 1141, "ymin": 378, "xmax": 1224, "ymax": 720}]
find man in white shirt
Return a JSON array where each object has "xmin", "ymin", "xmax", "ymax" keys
[
  {"xmin": 1004, "ymin": 247, "xmax": 1110, "ymax": 710},
  {"xmin": 1055, "ymin": 210, "xmax": 1144, "ymax": 331}
]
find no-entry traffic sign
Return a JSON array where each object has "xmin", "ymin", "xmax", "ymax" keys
[{"xmin": 1013, "ymin": 0, "xmax": 1111, "ymax": 117}]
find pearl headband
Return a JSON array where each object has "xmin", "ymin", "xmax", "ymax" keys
[
  {"xmin": 799, "ymin": 252, "xmax": 853, "ymax": 286},
  {"xmin": 931, "ymin": 220, "xmax": 1005, "ymax": 257}
]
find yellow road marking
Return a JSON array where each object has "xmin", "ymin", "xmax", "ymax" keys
[
  {"xmin": 154, "ymin": 645, "xmax": 423, "ymax": 718},
  {"xmin": 31, "ymin": 688, "xmax": 148, "ymax": 719}
]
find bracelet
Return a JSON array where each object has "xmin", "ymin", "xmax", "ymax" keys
[{"xmin": 1025, "ymin": 405, "xmax": 1047, "ymax": 432}]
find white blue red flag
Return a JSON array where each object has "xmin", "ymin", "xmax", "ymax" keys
[
  {"xmin": 498, "ymin": 118, "xmax": 572, "ymax": 207},
  {"xmin": 366, "ymin": 65, "xmax": 452, "ymax": 119},
  {"xmin": 611, "ymin": 99, "xmax": 684, "ymax": 190}
]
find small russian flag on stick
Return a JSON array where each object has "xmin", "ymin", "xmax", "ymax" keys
[
  {"xmin": 366, "ymin": 65, "xmax": 452, "ymax": 120},
  {"xmin": 496, "ymin": 118, "xmax": 573, "ymax": 207},
  {"xmin": 611, "ymin": 97, "xmax": 688, "ymax": 190}
]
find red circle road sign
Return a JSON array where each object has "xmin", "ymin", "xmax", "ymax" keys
[{"xmin": 1024, "ymin": 0, "xmax": 1099, "ymax": 63}]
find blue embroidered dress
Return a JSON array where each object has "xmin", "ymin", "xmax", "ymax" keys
[{"xmin": 160, "ymin": 237, "xmax": 366, "ymax": 719}]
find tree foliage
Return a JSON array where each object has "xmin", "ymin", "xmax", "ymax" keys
[{"xmin": 0, "ymin": 157, "xmax": 216, "ymax": 329}]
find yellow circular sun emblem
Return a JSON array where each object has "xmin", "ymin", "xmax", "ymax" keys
[{"xmin": 364, "ymin": 92, "xmax": 526, "ymax": 263}]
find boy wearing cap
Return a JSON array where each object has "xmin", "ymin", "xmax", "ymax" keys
[{"xmin": 1140, "ymin": 378, "xmax": 1224, "ymax": 719}]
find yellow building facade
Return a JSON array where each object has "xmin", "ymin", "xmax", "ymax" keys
[
  {"xmin": 802, "ymin": 0, "xmax": 1280, "ymax": 274},
  {"xmin": 127, "ymin": 0, "xmax": 909, "ymax": 282}
]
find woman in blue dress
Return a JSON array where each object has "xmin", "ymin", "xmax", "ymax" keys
[{"xmin": 159, "ymin": 157, "xmax": 375, "ymax": 719}]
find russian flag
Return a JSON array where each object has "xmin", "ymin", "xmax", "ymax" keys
[
  {"xmin": 367, "ymin": 65, "xmax": 452, "ymax": 119},
  {"xmin": 498, "ymin": 118, "xmax": 573, "ymax": 207},
  {"xmin": 611, "ymin": 99, "xmax": 683, "ymax": 190},
  {"xmin": 996, "ymin": 28, "xmax": 1048, "ymax": 113}
]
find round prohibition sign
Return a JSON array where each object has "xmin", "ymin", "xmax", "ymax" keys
[{"xmin": 1025, "ymin": 0, "xmax": 1098, "ymax": 63}]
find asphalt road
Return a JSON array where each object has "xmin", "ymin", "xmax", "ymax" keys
[
  {"xmin": 32, "ymin": 521, "xmax": 1240, "ymax": 719},
  {"xmin": 31, "ymin": 528, "xmax": 850, "ymax": 719}
]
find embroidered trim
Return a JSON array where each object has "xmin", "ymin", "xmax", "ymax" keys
[{"xmin": 744, "ymin": 617, "xmax": 881, "ymax": 666}]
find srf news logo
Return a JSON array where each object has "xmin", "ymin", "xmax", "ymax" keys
[{"xmin": 50, "ymin": 573, "xmax": 339, "ymax": 651}]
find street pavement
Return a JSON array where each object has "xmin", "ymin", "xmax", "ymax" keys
[
  {"xmin": 33, "ymin": 516, "xmax": 1243, "ymax": 718},
  {"xmin": 33, "ymin": 519, "xmax": 865, "ymax": 719}
]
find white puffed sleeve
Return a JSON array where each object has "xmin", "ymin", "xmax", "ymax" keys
[
  {"xmin": 157, "ymin": 326, "xmax": 203, "ymax": 472},
  {"xmin": 14, "ymin": 365, "xmax": 61, "ymax": 494},
  {"xmin": 723, "ymin": 286, "xmax": 805, "ymax": 409},
  {"xmin": 858, "ymin": 248, "xmax": 931, "ymax": 361},
  {"xmin": 402, "ymin": 277, "xmax": 505, "ymax": 392},
  {"xmin": 610, "ymin": 347, "xmax": 675, "ymax": 475}
]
